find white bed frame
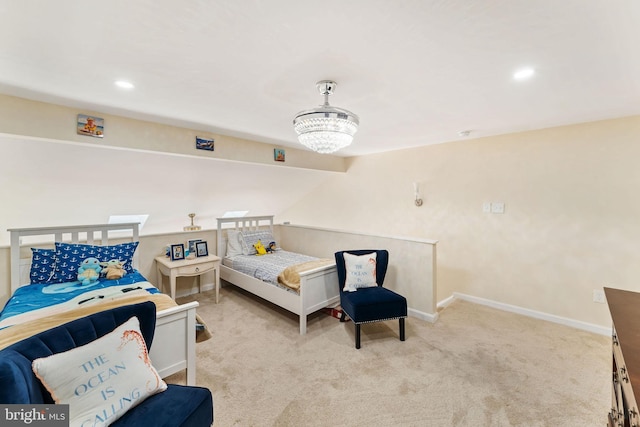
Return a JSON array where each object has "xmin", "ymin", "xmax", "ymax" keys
[
  {"xmin": 216, "ymin": 215, "xmax": 339, "ymax": 334},
  {"xmin": 8, "ymin": 223, "xmax": 198, "ymax": 386}
]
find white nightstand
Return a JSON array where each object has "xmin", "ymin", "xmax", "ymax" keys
[{"xmin": 155, "ymin": 254, "xmax": 221, "ymax": 302}]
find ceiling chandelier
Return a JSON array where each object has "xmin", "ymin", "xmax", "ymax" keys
[{"xmin": 293, "ymin": 80, "xmax": 359, "ymax": 154}]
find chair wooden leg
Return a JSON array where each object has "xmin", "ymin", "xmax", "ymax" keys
[
  {"xmin": 355, "ymin": 324, "xmax": 361, "ymax": 349},
  {"xmin": 399, "ymin": 318, "xmax": 405, "ymax": 341},
  {"xmin": 340, "ymin": 311, "xmax": 347, "ymax": 322}
]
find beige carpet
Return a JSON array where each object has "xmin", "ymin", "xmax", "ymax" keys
[{"xmin": 167, "ymin": 284, "xmax": 611, "ymax": 426}]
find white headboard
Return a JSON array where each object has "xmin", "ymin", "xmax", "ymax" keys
[
  {"xmin": 8, "ymin": 223, "xmax": 139, "ymax": 293},
  {"xmin": 216, "ymin": 215, "xmax": 273, "ymax": 259}
]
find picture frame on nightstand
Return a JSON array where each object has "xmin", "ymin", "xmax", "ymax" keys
[
  {"xmin": 187, "ymin": 239, "xmax": 202, "ymax": 254},
  {"xmin": 171, "ymin": 243, "xmax": 185, "ymax": 261},
  {"xmin": 195, "ymin": 241, "xmax": 209, "ymax": 257}
]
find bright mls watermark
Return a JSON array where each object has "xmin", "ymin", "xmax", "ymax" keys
[{"xmin": 1, "ymin": 405, "xmax": 68, "ymax": 426}]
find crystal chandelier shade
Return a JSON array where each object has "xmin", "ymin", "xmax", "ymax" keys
[{"xmin": 293, "ymin": 81, "xmax": 359, "ymax": 154}]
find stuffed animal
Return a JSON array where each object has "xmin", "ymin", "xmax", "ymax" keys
[
  {"xmin": 77, "ymin": 257, "xmax": 102, "ymax": 285},
  {"xmin": 100, "ymin": 259, "xmax": 127, "ymax": 280},
  {"xmin": 253, "ymin": 240, "xmax": 267, "ymax": 256},
  {"xmin": 266, "ymin": 241, "xmax": 277, "ymax": 253}
]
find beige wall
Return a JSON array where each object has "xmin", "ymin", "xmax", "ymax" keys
[
  {"xmin": 279, "ymin": 116, "xmax": 640, "ymax": 328},
  {"xmin": 277, "ymin": 224, "xmax": 437, "ymax": 318},
  {"xmin": 0, "ymin": 94, "xmax": 345, "ymax": 172}
]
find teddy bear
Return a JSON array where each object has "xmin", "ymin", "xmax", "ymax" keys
[
  {"xmin": 253, "ymin": 240, "xmax": 267, "ymax": 256},
  {"xmin": 100, "ymin": 259, "xmax": 127, "ymax": 280},
  {"xmin": 77, "ymin": 257, "xmax": 102, "ymax": 285}
]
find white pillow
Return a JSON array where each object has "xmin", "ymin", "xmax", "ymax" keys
[
  {"xmin": 226, "ymin": 229, "xmax": 244, "ymax": 257},
  {"xmin": 343, "ymin": 252, "xmax": 378, "ymax": 292},
  {"xmin": 32, "ymin": 316, "xmax": 167, "ymax": 427}
]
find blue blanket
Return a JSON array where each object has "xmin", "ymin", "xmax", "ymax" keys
[{"xmin": 0, "ymin": 272, "xmax": 158, "ymax": 325}]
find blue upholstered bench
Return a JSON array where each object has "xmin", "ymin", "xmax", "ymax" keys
[{"xmin": 0, "ymin": 302, "xmax": 213, "ymax": 426}]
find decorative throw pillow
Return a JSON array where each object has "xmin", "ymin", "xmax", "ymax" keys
[
  {"xmin": 32, "ymin": 316, "xmax": 167, "ymax": 427},
  {"xmin": 30, "ymin": 248, "xmax": 57, "ymax": 284},
  {"xmin": 51, "ymin": 242, "xmax": 139, "ymax": 283},
  {"xmin": 226, "ymin": 229, "xmax": 244, "ymax": 258},
  {"xmin": 343, "ymin": 252, "xmax": 378, "ymax": 292},
  {"xmin": 240, "ymin": 230, "xmax": 275, "ymax": 255}
]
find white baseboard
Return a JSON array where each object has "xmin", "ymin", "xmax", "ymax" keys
[
  {"xmin": 436, "ymin": 294, "xmax": 457, "ymax": 310},
  {"xmin": 176, "ymin": 284, "xmax": 610, "ymax": 336},
  {"xmin": 441, "ymin": 292, "xmax": 611, "ymax": 336},
  {"xmin": 180, "ymin": 281, "xmax": 441, "ymax": 324},
  {"xmin": 408, "ymin": 307, "xmax": 438, "ymax": 323}
]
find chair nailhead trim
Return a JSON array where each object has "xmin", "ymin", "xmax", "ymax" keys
[{"xmin": 353, "ymin": 316, "xmax": 407, "ymax": 325}]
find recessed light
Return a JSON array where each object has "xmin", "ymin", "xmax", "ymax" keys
[
  {"xmin": 114, "ymin": 80, "xmax": 135, "ymax": 89},
  {"xmin": 513, "ymin": 68, "xmax": 535, "ymax": 81}
]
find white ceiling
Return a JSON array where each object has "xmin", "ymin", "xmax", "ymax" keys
[{"xmin": 0, "ymin": 1, "xmax": 638, "ymax": 157}]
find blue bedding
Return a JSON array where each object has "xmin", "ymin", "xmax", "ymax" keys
[{"xmin": 0, "ymin": 272, "xmax": 159, "ymax": 327}]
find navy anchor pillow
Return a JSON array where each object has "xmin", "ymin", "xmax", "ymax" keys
[
  {"xmin": 51, "ymin": 242, "xmax": 139, "ymax": 283},
  {"xmin": 30, "ymin": 248, "xmax": 57, "ymax": 284}
]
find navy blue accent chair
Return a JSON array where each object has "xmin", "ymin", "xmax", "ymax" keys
[
  {"xmin": 334, "ymin": 250, "xmax": 407, "ymax": 349},
  {"xmin": 0, "ymin": 302, "xmax": 214, "ymax": 427}
]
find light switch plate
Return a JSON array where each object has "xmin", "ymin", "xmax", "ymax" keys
[
  {"xmin": 482, "ymin": 202, "xmax": 491, "ymax": 213},
  {"xmin": 491, "ymin": 202, "xmax": 505, "ymax": 214}
]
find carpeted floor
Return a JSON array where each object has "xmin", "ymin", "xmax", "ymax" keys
[{"xmin": 166, "ymin": 284, "xmax": 611, "ymax": 426}]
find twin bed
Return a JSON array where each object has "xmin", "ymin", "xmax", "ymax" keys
[
  {"xmin": 216, "ymin": 215, "xmax": 339, "ymax": 334},
  {"xmin": 2, "ymin": 223, "xmax": 200, "ymax": 385}
]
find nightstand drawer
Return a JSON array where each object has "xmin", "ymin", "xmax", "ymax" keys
[{"xmin": 177, "ymin": 262, "xmax": 215, "ymax": 276}]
